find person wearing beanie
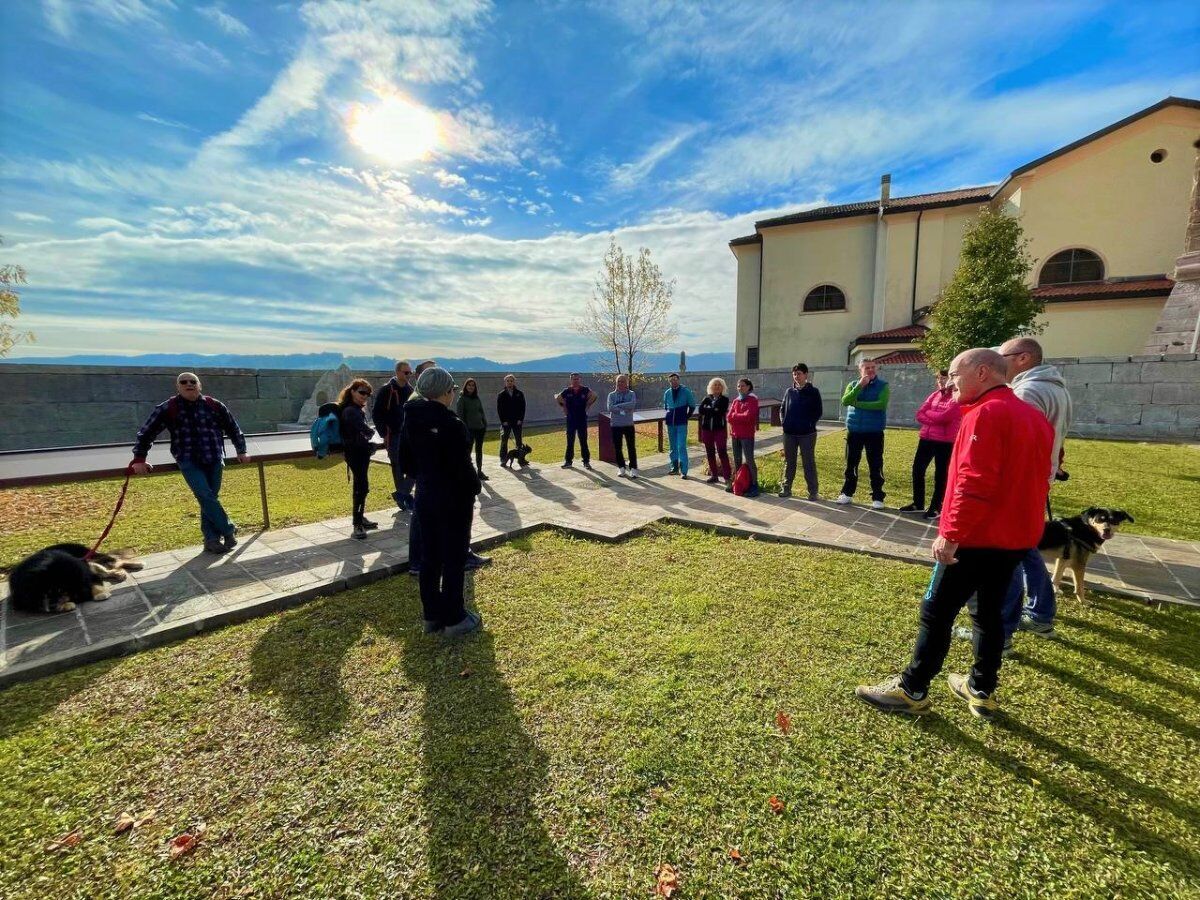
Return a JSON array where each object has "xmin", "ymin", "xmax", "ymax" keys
[{"xmin": 399, "ymin": 366, "xmax": 484, "ymax": 636}]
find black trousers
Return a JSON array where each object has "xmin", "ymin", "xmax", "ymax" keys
[
  {"xmin": 565, "ymin": 420, "xmax": 590, "ymax": 463},
  {"xmin": 842, "ymin": 431, "xmax": 885, "ymax": 500},
  {"xmin": 500, "ymin": 423, "xmax": 523, "ymax": 462},
  {"xmin": 911, "ymin": 438, "xmax": 953, "ymax": 511},
  {"xmin": 417, "ymin": 493, "xmax": 474, "ymax": 627},
  {"xmin": 611, "ymin": 425, "xmax": 637, "ymax": 469},
  {"xmin": 469, "ymin": 427, "xmax": 485, "ymax": 470},
  {"xmin": 345, "ymin": 448, "xmax": 371, "ymax": 524},
  {"xmin": 901, "ymin": 548, "xmax": 1025, "ymax": 696}
]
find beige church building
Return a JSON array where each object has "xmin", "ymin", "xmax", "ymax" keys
[{"xmin": 730, "ymin": 97, "xmax": 1200, "ymax": 369}]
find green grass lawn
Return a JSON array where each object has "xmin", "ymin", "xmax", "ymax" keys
[
  {"xmin": 1, "ymin": 525, "xmax": 1197, "ymax": 898},
  {"xmin": 748, "ymin": 428, "xmax": 1199, "ymax": 542},
  {"xmin": 1, "ymin": 426, "xmax": 1194, "ymax": 573}
]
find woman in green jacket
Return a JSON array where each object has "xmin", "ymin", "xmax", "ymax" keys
[{"xmin": 455, "ymin": 377, "xmax": 489, "ymax": 480}]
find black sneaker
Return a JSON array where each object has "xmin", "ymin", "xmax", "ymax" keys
[
  {"xmin": 705, "ymin": 475, "xmax": 719, "ymax": 484},
  {"xmin": 669, "ymin": 465, "xmax": 680, "ymax": 475},
  {"xmin": 924, "ymin": 508, "xmax": 941, "ymax": 521},
  {"xmin": 222, "ymin": 531, "xmax": 238, "ymax": 549},
  {"xmin": 408, "ymin": 567, "xmax": 420, "ymax": 578},
  {"xmin": 898, "ymin": 503, "xmax": 921, "ymax": 513},
  {"xmin": 583, "ymin": 461, "xmax": 593, "ymax": 470},
  {"xmin": 352, "ymin": 525, "xmax": 367, "ymax": 540},
  {"xmin": 465, "ymin": 551, "xmax": 492, "ymax": 571},
  {"xmin": 561, "ymin": 461, "xmax": 573, "ymax": 469},
  {"xmin": 204, "ymin": 540, "xmax": 230, "ymax": 554},
  {"xmin": 361, "ymin": 518, "xmax": 379, "ymax": 530}
]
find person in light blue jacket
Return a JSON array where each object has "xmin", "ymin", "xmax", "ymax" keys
[
  {"xmin": 607, "ymin": 374, "xmax": 639, "ymax": 477},
  {"xmin": 662, "ymin": 373, "xmax": 697, "ymax": 478}
]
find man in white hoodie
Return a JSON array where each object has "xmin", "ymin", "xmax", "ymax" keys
[{"xmin": 999, "ymin": 337, "xmax": 1073, "ymax": 641}]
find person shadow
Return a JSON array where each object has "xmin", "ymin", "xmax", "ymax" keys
[{"xmin": 249, "ymin": 578, "xmax": 588, "ymax": 898}]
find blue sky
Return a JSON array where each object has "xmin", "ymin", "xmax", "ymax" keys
[{"xmin": 1, "ymin": 0, "xmax": 1198, "ymax": 361}]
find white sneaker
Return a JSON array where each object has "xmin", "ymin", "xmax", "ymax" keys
[
  {"xmin": 629, "ymin": 468, "xmax": 639, "ymax": 478},
  {"xmin": 835, "ymin": 494, "xmax": 853, "ymax": 505},
  {"xmin": 871, "ymin": 500, "xmax": 886, "ymax": 510},
  {"xmin": 618, "ymin": 467, "xmax": 628, "ymax": 477}
]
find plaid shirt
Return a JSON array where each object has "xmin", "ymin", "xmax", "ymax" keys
[{"xmin": 133, "ymin": 395, "xmax": 247, "ymax": 465}]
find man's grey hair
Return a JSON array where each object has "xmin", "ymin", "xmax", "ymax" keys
[
  {"xmin": 416, "ymin": 366, "xmax": 454, "ymax": 399},
  {"xmin": 395, "ymin": 359, "xmax": 411, "ymax": 372},
  {"xmin": 177, "ymin": 371, "xmax": 199, "ymax": 383},
  {"xmin": 1003, "ymin": 337, "xmax": 1044, "ymax": 364},
  {"xmin": 957, "ymin": 348, "xmax": 1009, "ymax": 377}
]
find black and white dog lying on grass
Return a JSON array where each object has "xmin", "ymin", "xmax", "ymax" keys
[
  {"xmin": 1038, "ymin": 507, "xmax": 1134, "ymax": 603},
  {"xmin": 7, "ymin": 543, "xmax": 144, "ymax": 614}
]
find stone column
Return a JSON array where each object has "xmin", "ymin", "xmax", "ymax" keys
[{"xmin": 1145, "ymin": 137, "xmax": 1200, "ymax": 354}]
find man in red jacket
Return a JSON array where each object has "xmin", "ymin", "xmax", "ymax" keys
[{"xmin": 856, "ymin": 348, "xmax": 1053, "ymax": 719}]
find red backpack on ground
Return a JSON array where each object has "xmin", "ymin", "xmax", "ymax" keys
[{"xmin": 732, "ymin": 464, "xmax": 752, "ymax": 496}]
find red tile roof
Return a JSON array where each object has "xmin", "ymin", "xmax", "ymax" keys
[
  {"xmin": 869, "ymin": 350, "xmax": 928, "ymax": 365},
  {"xmin": 755, "ymin": 186, "xmax": 995, "ymax": 230},
  {"xmin": 1033, "ymin": 277, "xmax": 1174, "ymax": 303},
  {"xmin": 853, "ymin": 324, "xmax": 929, "ymax": 345}
]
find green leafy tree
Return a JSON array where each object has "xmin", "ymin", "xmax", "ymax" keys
[
  {"xmin": 0, "ymin": 237, "xmax": 34, "ymax": 357},
  {"xmin": 578, "ymin": 239, "xmax": 677, "ymax": 386},
  {"xmin": 919, "ymin": 209, "xmax": 1042, "ymax": 370}
]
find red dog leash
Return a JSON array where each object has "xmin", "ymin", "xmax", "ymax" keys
[{"xmin": 84, "ymin": 463, "xmax": 135, "ymax": 561}]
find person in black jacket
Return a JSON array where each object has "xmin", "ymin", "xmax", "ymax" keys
[
  {"xmin": 497, "ymin": 374, "xmax": 527, "ymax": 469},
  {"xmin": 697, "ymin": 378, "xmax": 731, "ymax": 485},
  {"xmin": 399, "ymin": 366, "xmax": 484, "ymax": 636},
  {"xmin": 371, "ymin": 360, "xmax": 415, "ymax": 509},
  {"xmin": 337, "ymin": 378, "xmax": 384, "ymax": 539},
  {"xmin": 779, "ymin": 363, "xmax": 823, "ymax": 500}
]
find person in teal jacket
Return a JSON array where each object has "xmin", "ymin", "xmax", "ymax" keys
[
  {"xmin": 837, "ymin": 358, "xmax": 890, "ymax": 508},
  {"xmin": 662, "ymin": 373, "xmax": 697, "ymax": 478}
]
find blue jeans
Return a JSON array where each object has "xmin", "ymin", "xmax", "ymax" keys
[
  {"xmin": 178, "ymin": 459, "xmax": 234, "ymax": 543},
  {"xmin": 1001, "ymin": 548, "xmax": 1055, "ymax": 638},
  {"xmin": 668, "ymin": 423, "xmax": 689, "ymax": 474}
]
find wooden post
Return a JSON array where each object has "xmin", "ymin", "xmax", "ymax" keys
[{"xmin": 257, "ymin": 459, "xmax": 270, "ymax": 530}]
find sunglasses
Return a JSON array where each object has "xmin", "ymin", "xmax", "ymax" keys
[
  {"xmin": 178, "ymin": 379, "xmax": 198, "ymax": 385},
  {"xmin": 355, "ymin": 388, "xmax": 372, "ymax": 396}
]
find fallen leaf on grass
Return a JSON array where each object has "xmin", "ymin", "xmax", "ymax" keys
[
  {"xmin": 114, "ymin": 813, "xmax": 136, "ymax": 835},
  {"xmin": 459, "ymin": 667, "xmax": 473, "ymax": 678},
  {"xmin": 45, "ymin": 829, "xmax": 83, "ymax": 852},
  {"xmin": 168, "ymin": 823, "xmax": 206, "ymax": 860},
  {"xmin": 774, "ymin": 711, "xmax": 792, "ymax": 735},
  {"xmin": 654, "ymin": 862, "xmax": 679, "ymax": 897},
  {"xmin": 768, "ymin": 795, "xmax": 785, "ymax": 815},
  {"xmin": 729, "ymin": 847, "xmax": 746, "ymax": 865},
  {"xmin": 135, "ymin": 809, "xmax": 157, "ymax": 828}
]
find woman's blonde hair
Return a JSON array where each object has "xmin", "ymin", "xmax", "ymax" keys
[
  {"xmin": 707, "ymin": 377, "xmax": 727, "ymax": 395},
  {"xmin": 337, "ymin": 378, "xmax": 373, "ymax": 408}
]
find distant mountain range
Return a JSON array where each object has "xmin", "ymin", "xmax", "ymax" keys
[{"xmin": 4, "ymin": 350, "xmax": 735, "ymax": 373}]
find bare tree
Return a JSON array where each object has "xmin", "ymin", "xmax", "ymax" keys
[
  {"xmin": 0, "ymin": 237, "xmax": 34, "ymax": 357},
  {"xmin": 578, "ymin": 239, "xmax": 677, "ymax": 381}
]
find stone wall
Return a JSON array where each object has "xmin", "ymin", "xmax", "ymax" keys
[{"xmin": 1, "ymin": 353, "xmax": 1196, "ymax": 452}]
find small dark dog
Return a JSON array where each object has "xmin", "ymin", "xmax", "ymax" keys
[
  {"xmin": 503, "ymin": 444, "xmax": 532, "ymax": 468},
  {"xmin": 8, "ymin": 543, "xmax": 144, "ymax": 614},
  {"xmin": 1038, "ymin": 507, "xmax": 1133, "ymax": 603}
]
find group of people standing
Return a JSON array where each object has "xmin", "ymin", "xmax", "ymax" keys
[{"xmin": 129, "ymin": 337, "xmax": 1073, "ymax": 668}]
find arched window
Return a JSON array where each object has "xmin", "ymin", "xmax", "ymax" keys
[
  {"xmin": 804, "ymin": 284, "xmax": 846, "ymax": 312},
  {"xmin": 1038, "ymin": 248, "xmax": 1104, "ymax": 286}
]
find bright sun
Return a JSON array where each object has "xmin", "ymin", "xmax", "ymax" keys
[{"xmin": 347, "ymin": 96, "xmax": 440, "ymax": 164}]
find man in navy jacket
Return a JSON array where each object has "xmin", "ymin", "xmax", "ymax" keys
[{"xmin": 779, "ymin": 363, "xmax": 823, "ymax": 499}]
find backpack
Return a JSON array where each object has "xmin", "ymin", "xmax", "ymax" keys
[
  {"xmin": 310, "ymin": 402, "xmax": 344, "ymax": 459},
  {"xmin": 732, "ymin": 463, "xmax": 752, "ymax": 496}
]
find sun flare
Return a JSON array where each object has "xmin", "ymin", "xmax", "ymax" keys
[{"xmin": 347, "ymin": 96, "xmax": 440, "ymax": 164}]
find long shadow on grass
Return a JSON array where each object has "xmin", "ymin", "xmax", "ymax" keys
[
  {"xmin": 248, "ymin": 580, "xmax": 588, "ymax": 897},
  {"xmin": 1057, "ymin": 609, "xmax": 1200, "ymax": 674},
  {"xmin": 0, "ymin": 658, "xmax": 119, "ymax": 740},
  {"xmin": 928, "ymin": 717, "xmax": 1200, "ymax": 879}
]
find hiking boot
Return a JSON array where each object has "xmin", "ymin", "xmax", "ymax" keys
[
  {"xmin": 669, "ymin": 464, "xmax": 680, "ymax": 475},
  {"xmin": 361, "ymin": 518, "xmax": 379, "ymax": 530},
  {"xmin": 705, "ymin": 475, "xmax": 719, "ymax": 484},
  {"xmin": 855, "ymin": 674, "xmax": 931, "ymax": 715},
  {"xmin": 924, "ymin": 509, "xmax": 941, "ymax": 521},
  {"xmin": 583, "ymin": 461, "xmax": 593, "ymax": 470},
  {"xmin": 777, "ymin": 488, "xmax": 792, "ymax": 498},
  {"xmin": 352, "ymin": 525, "xmax": 367, "ymax": 540},
  {"xmin": 898, "ymin": 503, "xmax": 921, "ymax": 513},
  {"xmin": 1018, "ymin": 615, "xmax": 1055, "ymax": 637},
  {"xmin": 807, "ymin": 494, "xmax": 820, "ymax": 502},
  {"xmin": 947, "ymin": 673, "xmax": 999, "ymax": 720},
  {"xmin": 222, "ymin": 532, "xmax": 238, "ymax": 549},
  {"xmin": 465, "ymin": 551, "xmax": 492, "ymax": 571},
  {"xmin": 444, "ymin": 610, "xmax": 483, "ymax": 637},
  {"xmin": 836, "ymin": 493, "xmax": 853, "ymax": 505},
  {"xmin": 204, "ymin": 540, "xmax": 230, "ymax": 554},
  {"xmin": 561, "ymin": 461, "xmax": 573, "ymax": 469}
]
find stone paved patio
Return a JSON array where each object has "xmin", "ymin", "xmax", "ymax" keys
[{"xmin": 3, "ymin": 432, "xmax": 1198, "ymax": 685}]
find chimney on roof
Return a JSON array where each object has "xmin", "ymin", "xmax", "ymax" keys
[{"xmin": 880, "ymin": 173, "xmax": 891, "ymax": 206}]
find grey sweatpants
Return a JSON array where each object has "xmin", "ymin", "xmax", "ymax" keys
[{"xmin": 783, "ymin": 432, "xmax": 819, "ymax": 497}]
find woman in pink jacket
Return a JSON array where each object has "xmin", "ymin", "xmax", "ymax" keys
[
  {"xmin": 900, "ymin": 369, "xmax": 961, "ymax": 520},
  {"xmin": 725, "ymin": 378, "xmax": 761, "ymax": 497}
]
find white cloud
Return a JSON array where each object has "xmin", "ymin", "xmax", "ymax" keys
[
  {"xmin": 137, "ymin": 112, "xmax": 197, "ymax": 131},
  {"xmin": 12, "ymin": 212, "xmax": 53, "ymax": 223},
  {"xmin": 433, "ymin": 168, "xmax": 468, "ymax": 188},
  {"xmin": 41, "ymin": 0, "xmax": 173, "ymax": 39},
  {"xmin": 198, "ymin": 5, "xmax": 251, "ymax": 39},
  {"xmin": 609, "ymin": 124, "xmax": 702, "ymax": 189},
  {"xmin": 77, "ymin": 216, "xmax": 138, "ymax": 231}
]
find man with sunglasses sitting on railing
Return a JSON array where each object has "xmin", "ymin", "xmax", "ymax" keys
[{"xmin": 131, "ymin": 371, "xmax": 251, "ymax": 554}]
